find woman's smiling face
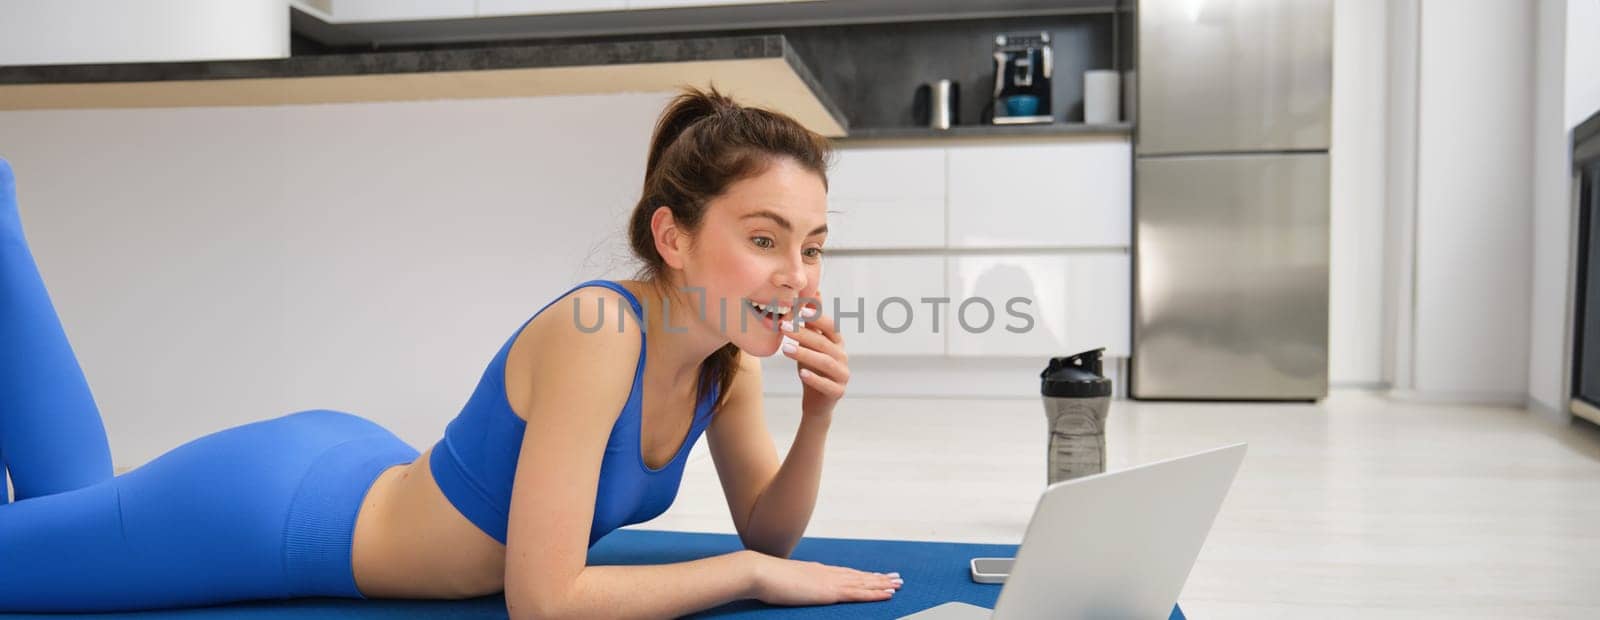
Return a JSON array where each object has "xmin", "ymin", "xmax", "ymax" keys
[{"xmin": 678, "ymin": 156, "xmax": 829, "ymax": 357}]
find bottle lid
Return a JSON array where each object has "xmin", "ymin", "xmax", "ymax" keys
[{"xmin": 1040, "ymin": 348, "xmax": 1112, "ymax": 398}]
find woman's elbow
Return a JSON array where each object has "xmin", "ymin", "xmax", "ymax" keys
[{"xmin": 505, "ymin": 586, "xmax": 567, "ymax": 620}]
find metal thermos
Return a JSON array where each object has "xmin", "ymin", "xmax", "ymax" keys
[
  {"xmin": 914, "ymin": 79, "xmax": 960, "ymax": 130},
  {"xmin": 1040, "ymin": 348, "xmax": 1113, "ymax": 485},
  {"xmin": 928, "ymin": 79, "xmax": 958, "ymax": 129}
]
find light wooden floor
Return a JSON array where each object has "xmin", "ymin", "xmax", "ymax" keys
[{"xmin": 639, "ymin": 389, "xmax": 1600, "ymax": 619}]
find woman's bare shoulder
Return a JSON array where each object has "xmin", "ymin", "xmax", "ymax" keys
[
  {"xmin": 504, "ymin": 284, "xmax": 644, "ymax": 420},
  {"xmin": 522, "ymin": 284, "xmax": 643, "ymax": 355}
]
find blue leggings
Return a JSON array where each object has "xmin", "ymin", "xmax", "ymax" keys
[{"xmin": 0, "ymin": 158, "xmax": 420, "ymax": 612}]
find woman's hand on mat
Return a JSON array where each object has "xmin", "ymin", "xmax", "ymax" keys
[
  {"xmin": 748, "ymin": 554, "xmax": 902, "ymax": 606},
  {"xmin": 780, "ymin": 300, "xmax": 849, "ymax": 416}
]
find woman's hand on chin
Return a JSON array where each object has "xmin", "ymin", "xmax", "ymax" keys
[{"xmin": 778, "ymin": 300, "xmax": 848, "ymax": 417}]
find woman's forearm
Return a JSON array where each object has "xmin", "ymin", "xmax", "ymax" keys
[
  {"xmin": 518, "ymin": 550, "xmax": 758, "ymax": 620},
  {"xmin": 740, "ymin": 412, "xmax": 833, "ymax": 557}
]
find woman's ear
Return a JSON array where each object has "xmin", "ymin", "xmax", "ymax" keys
[{"xmin": 650, "ymin": 206, "xmax": 688, "ymax": 270}]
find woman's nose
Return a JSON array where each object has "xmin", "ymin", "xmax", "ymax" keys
[{"xmin": 774, "ymin": 253, "xmax": 808, "ymax": 292}]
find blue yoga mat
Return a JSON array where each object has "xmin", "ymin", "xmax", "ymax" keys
[
  {"xmin": 590, "ymin": 529, "xmax": 1185, "ymax": 619},
  {"xmin": 0, "ymin": 529, "xmax": 1185, "ymax": 618}
]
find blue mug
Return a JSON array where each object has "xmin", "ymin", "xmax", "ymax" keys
[{"xmin": 1003, "ymin": 94, "xmax": 1040, "ymax": 117}]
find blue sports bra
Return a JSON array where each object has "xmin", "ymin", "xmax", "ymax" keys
[{"xmin": 428, "ymin": 279, "xmax": 720, "ymax": 546}]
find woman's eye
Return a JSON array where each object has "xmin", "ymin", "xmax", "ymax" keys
[
  {"xmin": 752, "ymin": 236, "xmax": 775, "ymax": 249},
  {"xmin": 804, "ymin": 247, "xmax": 825, "ymax": 260}
]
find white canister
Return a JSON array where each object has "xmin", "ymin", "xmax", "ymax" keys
[{"xmin": 1083, "ymin": 69, "xmax": 1121, "ymax": 124}]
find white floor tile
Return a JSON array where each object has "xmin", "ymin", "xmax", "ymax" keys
[{"xmin": 634, "ymin": 389, "xmax": 1600, "ymax": 618}]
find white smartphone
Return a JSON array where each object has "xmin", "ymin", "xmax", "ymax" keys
[{"xmin": 969, "ymin": 557, "xmax": 1014, "ymax": 584}]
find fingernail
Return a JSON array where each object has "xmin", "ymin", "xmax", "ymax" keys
[
  {"xmin": 887, "ymin": 572, "xmax": 900, "ymax": 578},
  {"xmin": 801, "ymin": 306, "xmax": 818, "ymax": 318},
  {"xmin": 781, "ymin": 340, "xmax": 797, "ymax": 354},
  {"xmin": 884, "ymin": 589, "xmax": 895, "ymax": 595},
  {"xmin": 780, "ymin": 320, "xmax": 795, "ymax": 332},
  {"xmin": 891, "ymin": 578, "xmax": 904, "ymax": 586}
]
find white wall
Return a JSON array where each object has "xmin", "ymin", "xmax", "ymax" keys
[
  {"xmin": 0, "ymin": 0, "xmax": 288, "ymax": 66},
  {"xmin": 1381, "ymin": 0, "xmax": 1420, "ymax": 392},
  {"xmin": 1529, "ymin": 0, "xmax": 1570, "ymax": 417},
  {"xmin": 1328, "ymin": 0, "xmax": 1388, "ymax": 386},
  {"xmin": 1527, "ymin": 0, "xmax": 1600, "ymax": 416},
  {"xmin": 0, "ymin": 93, "xmax": 669, "ymax": 468},
  {"xmin": 1399, "ymin": 0, "xmax": 1534, "ymax": 401},
  {"xmin": 1378, "ymin": 0, "xmax": 1594, "ymax": 410},
  {"xmin": 1567, "ymin": 0, "xmax": 1600, "ymax": 130}
]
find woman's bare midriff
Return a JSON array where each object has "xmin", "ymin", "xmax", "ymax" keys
[
  {"xmin": 345, "ymin": 281, "xmax": 690, "ymax": 600},
  {"xmin": 349, "ymin": 448, "xmax": 508, "ymax": 599}
]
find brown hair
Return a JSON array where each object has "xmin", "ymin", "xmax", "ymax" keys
[{"xmin": 628, "ymin": 86, "xmax": 833, "ymax": 414}]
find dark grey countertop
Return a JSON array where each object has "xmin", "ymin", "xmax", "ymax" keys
[
  {"xmin": 0, "ymin": 31, "xmax": 1139, "ymax": 142},
  {"xmin": 0, "ymin": 34, "xmax": 789, "ymax": 84}
]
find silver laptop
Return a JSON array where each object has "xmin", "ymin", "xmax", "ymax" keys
[{"xmin": 899, "ymin": 443, "xmax": 1247, "ymax": 619}]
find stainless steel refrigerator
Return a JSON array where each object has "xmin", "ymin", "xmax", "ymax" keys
[{"xmin": 1130, "ymin": 0, "xmax": 1332, "ymax": 400}]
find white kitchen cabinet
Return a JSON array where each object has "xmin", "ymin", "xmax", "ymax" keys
[
  {"xmin": 946, "ymin": 252, "xmax": 1129, "ymax": 358},
  {"xmin": 331, "ymin": 0, "xmax": 475, "ymax": 22},
  {"xmin": 825, "ymin": 146, "xmax": 945, "ymax": 249},
  {"xmin": 818, "ymin": 255, "xmax": 945, "ymax": 356},
  {"xmin": 1, "ymin": 0, "xmax": 288, "ymax": 65},
  {"xmin": 628, "ymin": 0, "xmax": 778, "ymax": 8},
  {"xmin": 479, "ymin": 0, "xmax": 627, "ymax": 17},
  {"xmin": 946, "ymin": 139, "xmax": 1131, "ymax": 249},
  {"xmin": 1060, "ymin": 252, "xmax": 1131, "ymax": 357}
]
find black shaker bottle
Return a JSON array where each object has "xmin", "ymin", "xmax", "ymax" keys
[{"xmin": 1040, "ymin": 348, "xmax": 1114, "ymax": 485}]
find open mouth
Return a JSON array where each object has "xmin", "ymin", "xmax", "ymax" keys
[{"xmin": 744, "ymin": 299, "xmax": 792, "ymax": 324}]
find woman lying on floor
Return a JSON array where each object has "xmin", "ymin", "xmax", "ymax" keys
[{"xmin": 0, "ymin": 87, "xmax": 902, "ymax": 618}]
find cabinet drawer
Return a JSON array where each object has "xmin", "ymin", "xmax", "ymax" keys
[
  {"xmin": 946, "ymin": 139, "xmax": 1131, "ymax": 249},
  {"xmin": 826, "ymin": 146, "xmax": 945, "ymax": 249},
  {"xmin": 819, "ymin": 255, "xmax": 945, "ymax": 356},
  {"xmin": 946, "ymin": 252, "xmax": 1129, "ymax": 357}
]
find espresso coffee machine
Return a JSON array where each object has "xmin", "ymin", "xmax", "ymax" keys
[{"xmin": 991, "ymin": 32, "xmax": 1053, "ymax": 125}]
